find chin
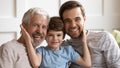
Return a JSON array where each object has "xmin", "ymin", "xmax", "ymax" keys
[
  {"xmin": 70, "ymin": 34, "xmax": 79, "ymax": 38},
  {"xmin": 32, "ymin": 41, "xmax": 41, "ymax": 48},
  {"xmin": 71, "ymin": 36, "xmax": 79, "ymax": 39}
]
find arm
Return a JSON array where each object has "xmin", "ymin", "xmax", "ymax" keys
[
  {"xmin": 76, "ymin": 30, "xmax": 91, "ymax": 68},
  {"xmin": 0, "ymin": 44, "xmax": 14, "ymax": 68},
  {"xmin": 102, "ymin": 32, "xmax": 120, "ymax": 68},
  {"xmin": 20, "ymin": 24, "xmax": 42, "ymax": 68}
]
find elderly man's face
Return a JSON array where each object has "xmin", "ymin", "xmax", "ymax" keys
[{"xmin": 26, "ymin": 14, "xmax": 48, "ymax": 47}]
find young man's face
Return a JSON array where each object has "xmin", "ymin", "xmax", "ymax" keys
[
  {"xmin": 46, "ymin": 30, "xmax": 63, "ymax": 50},
  {"xmin": 26, "ymin": 14, "xmax": 48, "ymax": 47},
  {"xmin": 63, "ymin": 7, "xmax": 86, "ymax": 39}
]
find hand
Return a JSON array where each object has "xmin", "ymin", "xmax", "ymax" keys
[
  {"xmin": 20, "ymin": 24, "xmax": 32, "ymax": 44},
  {"xmin": 79, "ymin": 30, "xmax": 87, "ymax": 43}
]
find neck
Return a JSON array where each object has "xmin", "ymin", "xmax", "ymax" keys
[
  {"xmin": 17, "ymin": 36, "xmax": 26, "ymax": 47},
  {"xmin": 17, "ymin": 36, "xmax": 36, "ymax": 48},
  {"xmin": 17, "ymin": 36, "xmax": 24, "ymax": 43},
  {"xmin": 47, "ymin": 46, "xmax": 60, "ymax": 50}
]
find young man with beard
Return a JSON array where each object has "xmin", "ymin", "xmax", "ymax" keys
[
  {"xmin": 59, "ymin": 1, "xmax": 120, "ymax": 68},
  {"xmin": 0, "ymin": 7, "xmax": 49, "ymax": 68}
]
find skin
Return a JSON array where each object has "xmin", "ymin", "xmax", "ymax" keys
[
  {"xmin": 18, "ymin": 14, "xmax": 48, "ymax": 48},
  {"xmin": 62, "ymin": 7, "xmax": 91, "ymax": 67},
  {"xmin": 46, "ymin": 30, "xmax": 64, "ymax": 50},
  {"xmin": 19, "ymin": 14, "xmax": 48, "ymax": 68},
  {"xmin": 21, "ymin": 24, "xmax": 91, "ymax": 68},
  {"xmin": 20, "ymin": 8, "xmax": 91, "ymax": 67},
  {"xmin": 63, "ymin": 7, "xmax": 86, "ymax": 40},
  {"xmin": 20, "ymin": 25, "xmax": 65, "ymax": 67}
]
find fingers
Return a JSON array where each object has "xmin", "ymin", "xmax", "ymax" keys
[
  {"xmin": 20, "ymin": 24, "xmax": 29, "ymax": 39},
  {"xmin": 20, "ymin": 24, "xmax": 32, "ymax": 43},
  {"xmin": 80, "ymin": 30, "xmax": 87, "ymax": 43},
  {"xmin": 20, "ymin": 24, "xmax": 26, "ymax": 33},
  {"xmin": 20, "ymin": 24, "xmax": 28, "ymax": 36}
]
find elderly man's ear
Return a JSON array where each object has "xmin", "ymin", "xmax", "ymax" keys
[{"xmin": 21, "ymin": 23, "xmax": 27, "ymax": 29}]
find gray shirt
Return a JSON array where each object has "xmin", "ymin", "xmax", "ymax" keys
[
  {"xmin": 63, "ymin": 31, "xmax": 120, "ymax": 68},
  {"xmin": 0, "ymin": 39, "xmax": 32, "ymax": 68}
]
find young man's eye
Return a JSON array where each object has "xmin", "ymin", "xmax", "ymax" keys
[
  {"xmin": 75, "ymin": 17, "xmax": 81, "ymax": 22},
  {"xmin": 64, "ymin": 19, "xmax": 71, "ymax": 24}
]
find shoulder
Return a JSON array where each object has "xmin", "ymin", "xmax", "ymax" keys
[
  {"xmin": 87, "ymin": 31, "xmax": 112, "ymax": 40},
  {"xmin": 62, "ymin": 40, "xmax": 70, "ymax": 46},
  {"xmin": 61, "ymin": 45, "xmax": 75, "ymax": 52},
  {"xmin": 88, "ymin": 31, "xmax": 119, "ymax": 49},
  {"xmin": 0, "ymin": 39, "xmax": 17, "ymax": 50},
  {"xmin": 88, "ymin": 31, "xmax": 110, "ymax": 37},
  {"xmin": 0, "ymin": 39, "xmax": 20, "ymax": 57},
  {"xmin": 36, "ymin": 46, "xmax": 47, "ymax": 54}
]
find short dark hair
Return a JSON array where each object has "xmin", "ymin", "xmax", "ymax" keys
[
  {"xmin": 47, "ymin": 16, "xmax": 66, "ymax": 38},
  {"xmin": 59, "ymin": 1, "xmax": 85, "ymax": 20}
]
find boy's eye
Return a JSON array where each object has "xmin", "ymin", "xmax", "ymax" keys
[
  {"xmin": 57, "ymin": 34, "xmax": 62, "ymax": 37},
  {"xmin": 57, "ymin": 34, "xmax": 61, "ymax": 36}
]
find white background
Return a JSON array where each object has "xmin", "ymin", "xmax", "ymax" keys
[{"xmin": 0, "ymin": 0, "xmax": 120, "ymax": 46}]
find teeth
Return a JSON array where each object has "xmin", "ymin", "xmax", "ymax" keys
[
  {"xmin": 34, "ymin": 35, "xmax": 40, "ymax": 38},
  {"xmin": 70, "ymin": 29, "xmax": 77, "ymax": 32}
]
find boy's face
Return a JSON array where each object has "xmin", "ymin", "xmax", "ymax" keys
[
  {"xmin": 62, "ymin": 7, "xmax": 86, "ymax": 39},
  {"xmin": 46, "ymin": 30, "xmax": 63, "ymax": 50}
]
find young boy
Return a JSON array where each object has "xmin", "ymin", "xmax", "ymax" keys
[{"xmin": 20, "ymin": 16, "xmax": 91, "ymax": 68}]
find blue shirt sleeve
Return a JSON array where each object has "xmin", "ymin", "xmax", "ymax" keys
[
  {"xmin": 36, "ymin": 47, "xmax": 44, "ymax": 55},
  {"xmin": 68, "ymin": 46, "xmax": 80, "ymax": 63}
]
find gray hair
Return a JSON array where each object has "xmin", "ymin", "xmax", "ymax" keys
[{"xmin": 22, "ymin": 7, "xmax": 50, "ymax": 26}]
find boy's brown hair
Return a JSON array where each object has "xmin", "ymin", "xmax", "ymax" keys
[{"xmin": 47, "ymin": 16, "xmax": 66, "ymax": 39}]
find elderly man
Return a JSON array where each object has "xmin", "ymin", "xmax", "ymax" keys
[{"xmin": 0, "ymin": 7, "xmax": 49, "ymax": 68}]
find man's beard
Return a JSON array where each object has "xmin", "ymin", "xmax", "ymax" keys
[
  {"xmin": 69, "ymin": 30, "xmax": 83, "ymax": 39},
  {"xmin": 32, "ymin": 41, "xmax": 40, "ymax": 48},
  {"xmin": 31, "ymin": 32, "xmax": 45, "ymax": 48}
]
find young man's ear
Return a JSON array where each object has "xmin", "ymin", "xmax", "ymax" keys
[{"xmin": 84, "ymin": 16, "xmax": 86, "ymax": 22}]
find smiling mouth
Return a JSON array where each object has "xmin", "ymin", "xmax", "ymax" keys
[
  {"xmin": 33, "ymin": 35, "xmax": 42, "ymax": 41},
  {"xmin": 70, "ymin": 28, "xmax": 77, "ymax": 32},
  {"xmin": 69, "ymin": 28, "xmax": 78, "ymax": 33}
]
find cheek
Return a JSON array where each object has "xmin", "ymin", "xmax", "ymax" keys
[
  {"xmin": 43, "ymin": 30, "xmax": 47, "ymax": 35},
  {"xmin": 26, "ymin": 28, "xmax": 34, "ymax": 35},
  {"xmin": 64, "ymin": 24, "xmax": 69, "ymax": 30},
  {"xmin": 78, "ymin": 23, "xmax": 84, "ymax": 28},
  {"xmin": 46, "ymin": 37, "xmax": 52, "ymax": 44},
  {"xmin": 59, "ymin": 36, "xmax": 64, "ymax": 40}
]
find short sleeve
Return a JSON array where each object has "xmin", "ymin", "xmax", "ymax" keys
[
  {"xmin": 68, "ymin": 46, "xmax": 80, "ymax": 63},
  {"xmin": 101, "ymin": 32, "xmax": 120, "ymax": 67},
  {"xmin": 0, "ymin": 44, "xmax": 14, "ymax": 68},
  {"xmin": 36, "ymin": 47, "xmax": 44, "ymax": 55}
]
